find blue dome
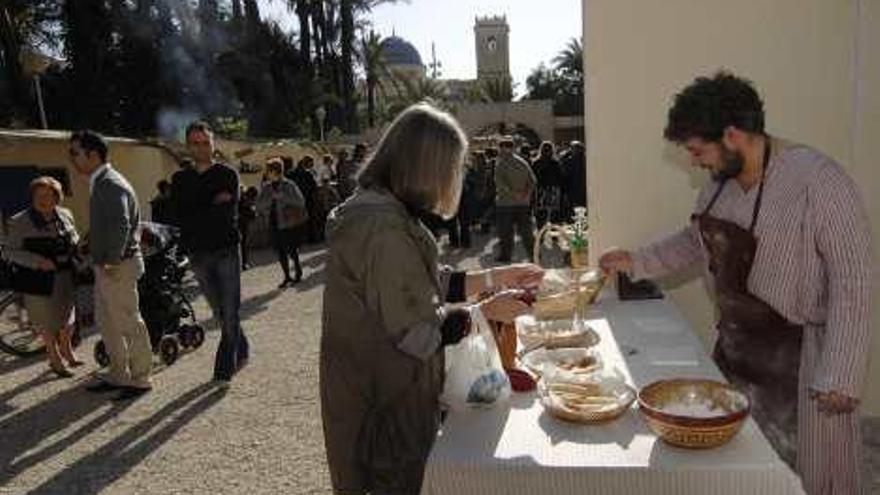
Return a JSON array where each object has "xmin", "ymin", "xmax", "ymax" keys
[{"xmin": 380, "ymin": 36, "xmax": 423, "ymax": 66}]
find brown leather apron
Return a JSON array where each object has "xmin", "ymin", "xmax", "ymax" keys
[{"xmin": 691, "ymin": 139, "xmax": 802, "ymax": 466}]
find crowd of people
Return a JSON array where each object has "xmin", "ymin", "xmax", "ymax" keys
[{"xmin": 418, "ymin": 137, "xmax": 587, "ymax": 262}]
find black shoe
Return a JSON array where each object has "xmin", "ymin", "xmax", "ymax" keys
[
  {"xmin": 112, "ymin": 386, "xmax": 151, "ymax": 402},
  {"xmin": 50, "ymin": 365, "xmax": 74, "ymax": 379},
  {"xmin": 86, "ymin": 380, "xmax": 123, "ymax": 393},
  {"xmin": 278, "ymin": 278, "xmax": 293, "ymax": 289},
  {"xmin": 495, "ymin": 257, "xmax": 512, "ymax": 263}
]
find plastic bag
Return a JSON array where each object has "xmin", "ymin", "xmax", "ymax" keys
[{"xmin": 440, "ymin": 306, "xmax": 511, "ymax": 411}]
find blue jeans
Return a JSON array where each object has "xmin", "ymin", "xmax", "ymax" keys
[{"xmin": 190, "ymin": 246, "xmax": 249, "ymax": 380}]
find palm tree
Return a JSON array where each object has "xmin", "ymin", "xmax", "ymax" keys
[
  {"xmin": 481, "ymin": 76, "xmax": 514, "ymax": 103},
  {"xmin": 553, "ymin": 37, "xmax": 583, "ymax": 77},
  {"xmin": 552, "ymin": 37, "xmax": 584, "ymax": 115},
  {"xmin": 339, "ymin": 0, "xmax": 405, "ymax": 131},
  {"xmin": 397, "ymin": 77, "xmax": 448, "ymax": 107},
  {"xmin": 359, "ymin": 30, "xmax": 387, "ymax": 127},
  {"xmin": 462, "ymin": 82, "xmax": 489, "ymax": 104}
]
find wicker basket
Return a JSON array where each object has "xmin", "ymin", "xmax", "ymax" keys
[
  {"xmin": 531, "ymin": 224, "xmax": 606, "ymax": 320},
  {"xmin": 532, "ymin": 289, "xmax": 579, "ymax": 320},
  {"xmin": 537, "ymin": 379, "xmax": 635, "ymax": 424}
]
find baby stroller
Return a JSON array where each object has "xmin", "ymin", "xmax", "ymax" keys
[{"xmin": 93, "ymin": 222, "xmax": 204, "ymax": 368}]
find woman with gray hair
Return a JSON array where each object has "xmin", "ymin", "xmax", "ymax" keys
[
  {"xmin": 320, "ymin": 103, "xmax": 543, "ymax": 493},
  {"xmin": 256, "ymin": 157, "xmax": 307, "ymax": 288},
  {"xmin": 6, "ymin": 176, "xmax": 82, "ymax": 377}
]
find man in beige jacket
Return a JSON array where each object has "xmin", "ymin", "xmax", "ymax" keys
[{"xmin": 494, "ymin": 138, "xmax": 537, "ymax": 262}]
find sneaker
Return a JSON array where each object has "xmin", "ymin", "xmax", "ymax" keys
[{"xmin": 214, "ymin": 378, "xmax": 231, "ymax": 390}]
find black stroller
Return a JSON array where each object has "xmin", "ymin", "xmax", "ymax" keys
[{"xmin": 93, "ymin": 222, "xmax": 204, "ymax": 367}]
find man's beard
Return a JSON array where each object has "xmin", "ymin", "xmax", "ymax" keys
[{"xmin": 711, "ymin": 146, "xmax": 745, "ymax": 181}]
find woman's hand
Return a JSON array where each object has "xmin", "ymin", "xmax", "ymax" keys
[
  {"xmin": 479, "ymin": 290, "xmax": 531, "ymax": 324},
  {"xmin": 490, "ymin": 263, "xmax": 544, "ymax": 290}
]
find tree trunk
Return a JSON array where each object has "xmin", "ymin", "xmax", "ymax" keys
[
  {"xmin": 295, "ymin": 0, "xmax": 312, "ymax": 77},
  {"xmin": 310, "ymin": 2, "xmax": 323, "ymax": 70},
  {"xmin": 63, "ymin": 0, "xmax": 114, "ymax": 130},
  {"xmin": 243, "ymin": 0, "xmax": 260, "ymax": 36},
  {"xmin": 295, "ymin": 0, "xmax": 319, "ymax": 139},
  {"xmin": 0, "ymin": 6, "xmax": 30, "ymax": 125},
  {"xmin": 367, "ymin": 78, "xmax": 375, "ymax": 128},
  {"xmin": 340, "ymin": 0, "xmax": 357, "ymax": 133},
  {"xmin": 314, "ymin": 2, "xmax": 330, "ymax": 68}
]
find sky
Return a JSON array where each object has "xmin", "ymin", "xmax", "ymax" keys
[{"xmin": 259, "ymin": 0, "xmax": 582, "ymax": 94}]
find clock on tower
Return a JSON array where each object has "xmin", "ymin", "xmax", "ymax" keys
[{"xmin": 474, "ymin": 15, "xmax": 510, "ymax": 82}]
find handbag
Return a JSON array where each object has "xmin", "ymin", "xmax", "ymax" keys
[
  {"xmin": 281, "ymin": 205, "xmax": 309, "ymax": 227},
  {"xmin": 10, "ymin": 263, "xmax": 55, "ymax": 296}
]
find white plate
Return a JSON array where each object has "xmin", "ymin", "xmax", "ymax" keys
[{"xmin": 522, "ymin": 347, "xmax": 603, "ymax": 377}]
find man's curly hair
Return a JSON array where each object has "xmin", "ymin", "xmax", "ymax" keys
[{"xmin": 664, "ymin": 71, "xmax": 765, "ymax": 143}]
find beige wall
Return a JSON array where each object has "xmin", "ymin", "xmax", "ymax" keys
[
  {"xmin": 0, "ymin": 135, "xmax": 179, "ymax": 233},
  {"xmin": 584, "ymin": 0, "xmax": 880, "ymax": 413},
  {"xmin": 854, "ymin": 0, "xmax": 880, "ymax": 415},
  {"xmin": 456, "ymin": 100, "xmax": 555, "ymax": 141}
]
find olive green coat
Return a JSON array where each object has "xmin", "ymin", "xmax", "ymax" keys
[{"xmin": 320, "ymin": 189, "xmax": 449, "ymax": 494}]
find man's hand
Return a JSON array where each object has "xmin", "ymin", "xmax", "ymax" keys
[
  {"xmin": 213, "ymin": 191, "xmax": 233, "ymax": 204},
  {"xmin": 598, "ymin": 249, "xmax": 634, "ymax": 276},
  {"xmin": 36, "ymin": 259, "xmax": 56, "ymax": 271},
  {"xmin": 810, "ymin": 389, "xmax": 859, "ymax": 415},
  {"xmin": 490, "ymin": 263, "xmax": 544, "ymax": 290}
]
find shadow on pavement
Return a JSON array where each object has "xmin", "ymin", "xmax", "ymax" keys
[
  {"xmin": 0, "ymin": 352, "xmax": 44, "ymax": 377},
  {"xmin": 24, "ymin": 381, "xmax": 225, "ymax": 495},
  {"xmin": 0, "ymin": 382, "xmax": 136, "ymax": 485},
  {"xmin": 240, "ymin": 289, "xmax": 285, "ymax": 321},
  {"xmin": 0, "ymin": 371, "xmax": 54, "ymax": 417}
]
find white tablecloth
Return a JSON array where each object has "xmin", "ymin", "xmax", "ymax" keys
[{"xmin": 422, "ymin": 294, "xmax": 806, "ymax": 494}]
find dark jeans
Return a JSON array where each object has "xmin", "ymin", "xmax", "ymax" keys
[
  {"xmin": 239, "ymin": 221, "xmax": 252, "ymax": 267},
  {"xmin": 273, "ymin": 227, "xmax": 302, "ymax": 281},
  {"xmin": 191, "ymin": 246, "xmax": 249, "ymax": 380},
  {"xmin": 448, "ymin": 206, "xmax": 472, "ymax": 248},
  {"xmin": 496, "ymin": 205, "xmax": 535, "ymax": 262}
]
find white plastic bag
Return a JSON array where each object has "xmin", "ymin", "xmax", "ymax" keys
[{"xmin": 440, "ymin": 306, "xmax": 511, "ymax": 411}]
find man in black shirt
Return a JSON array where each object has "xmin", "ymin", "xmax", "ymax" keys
[
  {"xmin": 561, "ymin": 141, "xmax": 586, "ymax": 216},
  {"xmin": 288, "ymin": 156, "xmax": 319, "ymax": 243},
  {"xmin": 531, "ymin": 141, "xmax": 564, "ymax": 225},
  {"xmin": 171, "ymin": 121, "xmax": 249, "ymax": 385}
]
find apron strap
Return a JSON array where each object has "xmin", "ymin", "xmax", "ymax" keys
[
  {"xmin": 701, "ymin": 179, "xmax": 728, "ymax": 216},
  {"xmin": 748, "ymin": 138, "xmax": 773, "ymax": 233}
]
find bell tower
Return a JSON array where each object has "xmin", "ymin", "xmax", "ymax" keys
[{"xmin": 474, "ymin": 15, "xmax": 510, "ymax": 82}]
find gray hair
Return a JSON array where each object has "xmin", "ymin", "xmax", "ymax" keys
[{"xmin": 358, "ymin": 103, "xmax": 468, "ymax": 219}]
